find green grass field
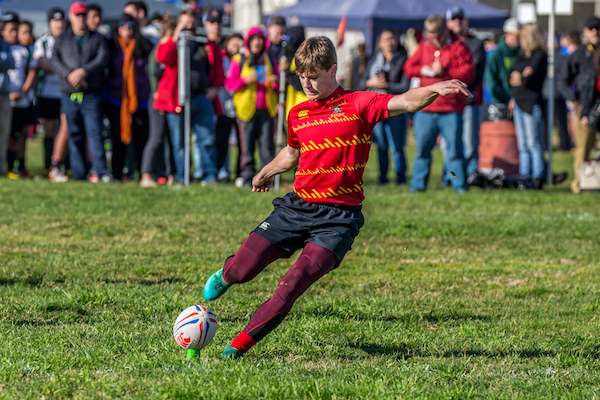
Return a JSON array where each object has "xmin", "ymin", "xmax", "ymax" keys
[{"xmin": 1, "ymin": 136, "xmax": 600, "ymax": 399}]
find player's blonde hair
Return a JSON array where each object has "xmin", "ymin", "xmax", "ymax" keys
[
  {"xmin": 295, "ymin": 36, "xmax": 337, "ymax": 75},
  {"xmin": 424, "ymin": 15, "xmax": 446, "ymax": 35},
  {"xmin": 519, "ymin": 23, "xmax": 546, "ymax": 57}
]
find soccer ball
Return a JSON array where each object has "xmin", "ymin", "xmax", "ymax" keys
[{"xmin": 173, "ymin": 305, "xmax": 218, "ymax": 351}]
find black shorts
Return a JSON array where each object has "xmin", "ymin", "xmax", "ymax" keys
[
  {"xmin": 10, "ymin": 106, "xmax": 34, "ymax": 138},
  {"xmin": 36, "ymin": 97, "xmax": 62, "ymax": 120},
  {"xmin": 253, "ymin": 192, "xmax": 364, "ymax": 262}
]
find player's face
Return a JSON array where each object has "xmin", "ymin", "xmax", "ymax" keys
[
  {"xmin": 379, "ymin": 31, "xmax": 397, "ymax": 54},
  {"xmin": 87, "ymin": 11, "xmax": 102, "ymax": 32},
  {"xmin": 299, "ymin": 65, "xmax": 338, "ymax": 101},
  {"xmin": 49, "ymin": 18, "xmax": 66, "ymax": 37},
  {"xmin": 2, "ymin": 23, "xmax": 17, "ymax": 45},
  {"xmin": 18, "ymin": 24, "xmax": 32, "ymax": 46}
]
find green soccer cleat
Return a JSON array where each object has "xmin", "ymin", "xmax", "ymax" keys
[
  {"xmin": 222, "ymin": 345, "xmax": 244, "ymax": 360},
  {"xmin": 203, "ymin": 269, "xmax": 232, "ymax": 301}
]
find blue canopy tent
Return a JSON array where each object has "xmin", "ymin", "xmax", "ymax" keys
[{"xmin": 272, "ymin": 0, "xmax": 509, "ymax": 53}]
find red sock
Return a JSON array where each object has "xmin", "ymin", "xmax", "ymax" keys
[{"xmin": 230, "ymin": 331, "xmax": 257, "ymax": 353}]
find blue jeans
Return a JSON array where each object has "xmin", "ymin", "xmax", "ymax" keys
[
  {"xmin": 411, "ymin": 112, "xmax": 467, "ymax": 192},
  {"xmin": 440, "ymin": 105, "xmax": 480, "ymax": 182},
  {"xmin": 166, "ymin": 95, "xmax": 217, "ymax": 182},
  {"xmin": 61, "ymin": 92, "xmax": 108, "ymax": 180},
  {"xmin": 513, "ymin": 103, "xmax": 544, "ymax": 179},
  {"xmin": 372, "ymin": 114, "xmax": 406, "ymax": 184}
]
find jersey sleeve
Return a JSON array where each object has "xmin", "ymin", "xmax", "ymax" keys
[
  {"xmin": 32, "ymin": 39, "xmax": 44, "ymax": 60},
  {"xmin": 351, "ymin": 91, "xmax": 394, "ymax": 129},
  {"xmin": 287, "ymin": 108, "xmax": 300, "ymax": 148}
]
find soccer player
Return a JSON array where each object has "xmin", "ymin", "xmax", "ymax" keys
[{"xmin": 203, "ymin": 36, "xmax": 471, "ymax": 359}]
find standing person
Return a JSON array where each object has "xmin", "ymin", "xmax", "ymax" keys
[
  {"xmin": 559, "ymin": 31, "xmax": 581, "ymax": 150},
  {"xmin": 404, "ymin": 15, "xmax": 474, "ymax": 193},
  {"xmin": 124, "ymin": 1, "xmax": 158, "ymax": 44},
  {"xmin": 103, "ymin": 14, "xmax": 152, "ymax": 181},
  {"xmin": 445, "ymin": 6, "xmax": 486, "ymax": 181},
  {"xmin": 509, "ymin": 23, "xmax": 547, "ymax": 189},
  {"xmin": 52, "ymin": 1, "xmax": 110, "ymax": 182},
  {"xmin": 33, "ymin": 7, "xmax": 68, "ymax": 181},
  {"xmin": 347, "ymin": 43, "xmax": 367, "ymax": 91},
  {"xmin": 3, "ymin": 12, "xmax": 37, "ymax": 179},
  {"xmin": 484, "ymin": 18, "xmax": 520, "ymax": 108},
  {"xmin": 360, "ymin": 29, "xmax": 409, "ymax": 185},
  {"xmin": 225, "ymin": 27, "xmax": 279, "ymax": 188},
  {"xmin": 216, "ymin": 33, "xmax": 244, "ymax": 182},
  {"xmin": 154, "ymin": 10, "xmax": 217, "ymax": 185},
  {"xmin": 558, "ymin": 16, "xmax": 600, "ymax": 193},
  {"xmin": 266, "ymin": 15, "xmax": 286, "ymax": 63},
  {"xmin": 140, "ymin": 16, "xmax": 177, "ymax": 188},
  {"xmin": 86, "ymin": 4, "xmax": 103, "ymax": 33},
  {"xmin": 202, "ymin": 36, "xmax": 471, "ymax": 359},
  {"xmin": 0, "ymin": 9, "xmax": 16, "ymax": 177}
]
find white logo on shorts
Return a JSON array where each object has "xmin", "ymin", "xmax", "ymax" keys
[{"xmin": 259, "ymin": 222, "xmax": 270, "ymax": 230}]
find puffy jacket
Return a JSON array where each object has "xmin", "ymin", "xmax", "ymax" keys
[
  {"xmin": 404, "ymin": 34, "xmax": 474, "ymax": 113},
  {"xmin": 51, "ymin": 28, "xmax": 108, "ymax": 94},
  {"xmin": 0, "ymin": 39, "xmax": 15, "ymax": 95}
]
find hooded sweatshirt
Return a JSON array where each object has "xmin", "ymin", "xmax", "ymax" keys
[
  {"xmin": 484, "ymin": 37, "xmax": 519, "ymax": 104},
  {"xmin": 224, "ymin": 26, "xmax": 279, "ymax": 122}
]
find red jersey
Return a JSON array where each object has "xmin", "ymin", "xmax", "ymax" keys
[{"xmin": 288, "ymin": 86, "xmax": 393, "ymax": 206}]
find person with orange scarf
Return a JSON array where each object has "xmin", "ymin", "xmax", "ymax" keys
[{"xmin": 103, "ymin": 14, "xmax": 153, "ymax": 181}]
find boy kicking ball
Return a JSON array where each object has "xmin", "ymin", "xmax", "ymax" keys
[{"xmin": 203, "ymin": 35, "xmax": 471, "ymax": 359}]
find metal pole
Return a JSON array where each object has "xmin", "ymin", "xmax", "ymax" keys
[
  {"xmin": 177, "ymin": 31, "xmax": 191, "ymax": 187},
  {"xmin": 274, "ymin": 56, "xmax": 287, "ymax": 191},
  {"xmin": 547, "ymin": 2, "xmax": 555, "ymax": 186}
]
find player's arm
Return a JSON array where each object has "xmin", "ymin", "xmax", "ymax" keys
[
  {"xmin": 252, "ymin": 145, "xmax": 301, "ymax": 192},
  {"xmin": 387, "ymin": 79, "xmax": 472, "ymax": 118}
]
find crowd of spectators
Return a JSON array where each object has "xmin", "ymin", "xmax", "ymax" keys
[{"xmin": 0, "ymin": 1, "xmax": 596, "ymax": 193}]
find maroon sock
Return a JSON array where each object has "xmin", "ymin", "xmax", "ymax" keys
[
  {"xmin": 243, "ymin": 243, "xmax": 339, "ymax": 343},
  {"xmin": 222, "ymin": 233, "xmax": 289, "ymax": 284}
]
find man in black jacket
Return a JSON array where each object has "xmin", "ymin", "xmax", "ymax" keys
[
  {"xmin": 52, "ymin": 1, "xmax": 109, "ymax": 182},
  {"xmin": 558, "ymin": 16, "xmax": 600, "ymax": 193},
  {"xmin": 360, "ymin": 28, "xmax": 410, "ymax": 185}
]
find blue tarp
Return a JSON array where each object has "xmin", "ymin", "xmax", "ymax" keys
[{"xmin": 273, "ymin": 0, "xmax": 508, "ymax": 52}]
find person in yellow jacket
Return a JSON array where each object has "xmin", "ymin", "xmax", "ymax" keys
[{"xmin": 225, "ymin": 26, "xmax": 279, "ymax": 187}]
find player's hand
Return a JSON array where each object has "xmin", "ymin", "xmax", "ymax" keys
[
  {"xmin": 205, "ymin": 86, "xmax": 218, "ymax": 100},
  {"xmin": 581, "ymin": 116, "xmax": 590, "ymax": 128},
  {"xmin": 252, "ymin": 174, "xmax": 274, "ymax": 192},
  {"xmin": 266, "ymin": 74, "xmax": 278, "ymax": 85},
  {"xmin": 244, "ymin": 73, "xmax": 258, "ymax": 85},
  {"xmin": 367, "ymin": 74, "xmax": 388, "ymax": 89},
  {"xmin": 9, "ymin": 92, "xmax": 22, "ymax": 102},
  {"xmin": 509, "ymin": 70, "xmax": 522, "ymax": 87},
  {"xmin": 431, "ymin": 79, "xmax": 472, "ymax": 98},
  {"xmin": 68, "ymin": 68, "xmax": 86, "ymax": 88},
  {"xmin": 432, "ymin": 60, "xmax": 443, "ymax": 77}
]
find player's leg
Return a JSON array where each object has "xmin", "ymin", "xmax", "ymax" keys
[
  {"xmin": 223, "ymin": 243, "xmax": 338, "ymax": 359},
  {"xmin": 203, "ymin": 232, "xmax": 289, "ymax": 301},
  {"xmin": 410, "ymin": 112, "xmax": 438, "ymax": 192}
]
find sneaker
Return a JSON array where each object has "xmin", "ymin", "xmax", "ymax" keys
[
  {"xmin": 203, "ymin": 269, "xmax": 232, "ymax": 301},
  {"xmin": 100, "ymin": 174, "xmax": 113, "ymax": 183},
  {"xmin": 234, "ymin": 177, "xmax": 245, "ymax": 188},
  {"xmin": 156, "ymin": 177, "xmax": 167, "ymax": 185},
  {"xmin": 18, "ymin": 169, "xmax": 31, "ymax": 179},
  {"xmin": 48, "ymin": 167, "xmax": 69, "ymax": 183},
  {"xmin": 6, "ymin": 171, "xmax": 19, "ymax": 180},
  {"xmin": 88, "ymin": 175, "xmax": 99, "ymax": 184},
  {"xmin": 140, "ymin": 178, "xmax": 157, "ymax": 188},
  {"xmin": 222, "ymin": 345, "xmax": 243, "ymax": 360}
]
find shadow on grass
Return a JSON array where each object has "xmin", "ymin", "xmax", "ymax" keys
[
  {"xmin": 101, "ymin": 278, "xmax": 184, "ymax": 286},
  {"xmin": 356, "ymin": 343, "xmax": 558, "ymax": 359},
  {"xmin": 0, "ymin": 275, "xmax": 54, "ymax": 287},
  {"xmin": 355, "ymin": 343, "xmax": 600, "ymax": 360}
]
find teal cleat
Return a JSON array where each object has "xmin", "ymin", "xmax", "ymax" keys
[
  {"xmin": 203, "ymin": 269, "xmax": 232, "ymax": 301},
  {"xmin": 222, "ymin": 345, "xmax": 244, "ymax": 360}
]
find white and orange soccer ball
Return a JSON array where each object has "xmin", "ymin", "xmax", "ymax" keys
[{"xmin": 173, "ymin": 305, "xmax": 218, "ymax": 351}]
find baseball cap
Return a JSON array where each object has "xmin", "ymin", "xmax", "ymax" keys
[
  {"xmin": 0, "ymin": 8, "xmax": 13, "ymax": 21},
  {"xmin": 206, "ymin": 9, "xmax": 221, "ymax": 23},
  {"xmin": 48, "ymin": 7, "xmax": 66, "ymax": 22},
  {"xmin": 69, "ymin": 1, "xmax": 88, "ymax": 15},
  {"xmin": 1, "ymin": 11, "xmax": 19, "ymax": 24},
  {"xmin": 584, "ymin": 16, "xmax": 600, "ymax": 30},
  {"xmin": 446, "ymin": 6, "xmax": 465, "ymax": 20},
  {"xmin": 150, "ymin": 9, "xmax": 167, "ymax": 22},
  {"xmin": 503, "ymin": 18, "xmax": 520, "ymax": 34}
]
